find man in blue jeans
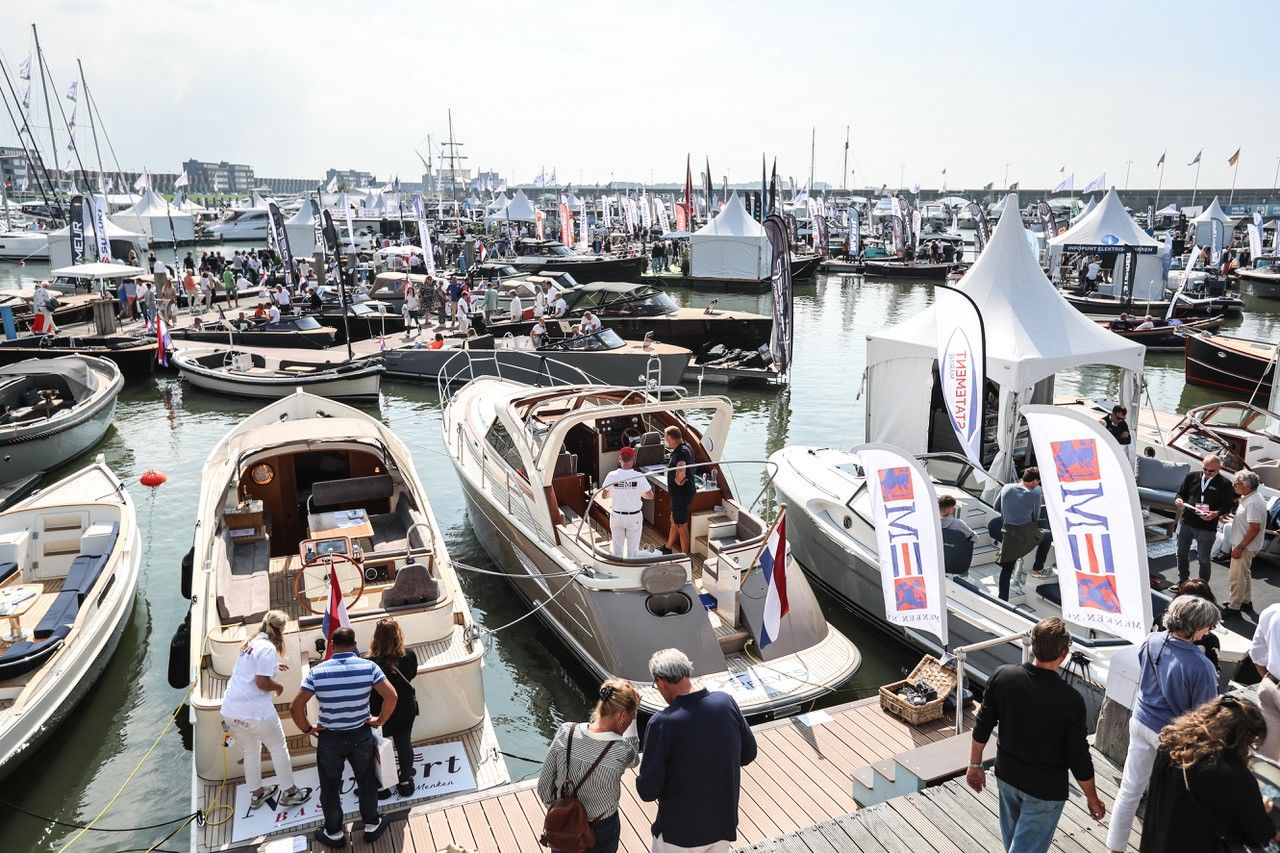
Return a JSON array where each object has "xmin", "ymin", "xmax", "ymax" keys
[
  {"xmin": 290, "ymin": 627, "xmax": 397, "ymax": 848},
  {"xmin": 967, "ymin": 618, "xmax": 1105, "ymax": 852}
]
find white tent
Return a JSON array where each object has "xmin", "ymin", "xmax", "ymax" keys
[
  {"xmin": 484, "ymin": 189, "xmax": 537, "ymax": 224},
  {"xmin": 1048, "ymin": 188, "xmax": 1165, "ymax": 300},
  {"xmin": 689, "ymin": 192, "xmax": 770, "ymax": 281},
  {"xmin": 1192, "ymin": 197, "xmax": 1231, "ymax": 247},
  {"xmin": 110, "ymin": 188, "xmax": 196, "ymax": 243},
  {"xmin": 172, "ymin": 194, "xmax": 209, "ymax": 214},
  {"xmin": 284, "ymin": 199, "xmax": 320, "ymax": 256},
  {"xmin": 866, "ymin": 193, "xmax": 1145, "ymax": 482},
  {"xmin": 48, "ymin": 217, "xmax": 150, "ymax": 269},
  {"xmin": 565, "ymin": 192, "xmax": 584, "ymax": 211},
  {"xmin": 1071, "ymin": 195, "xmax": 1098, "ymax": 223}
]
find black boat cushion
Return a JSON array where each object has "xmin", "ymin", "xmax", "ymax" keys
[
  {"xmin": 80, "ymin": 522, "xmax": 120, "ymax": 557},
  {"xmin": 1036, "ymin": 581, "xmax": 1171, "ymax": 628},
  {"xmin": 310, "ymin": 474, "xmax": 393, "ymax": 510},
  {"xmin": 0, "ymin": 635, "xmax": 64, "ymax": 680},
  {"xmin": 0, "ymin": 561, "xmax": 17, "ymax": 584},
  {"xmin": 34, "ymin": 589, "xmax": 80, "ymax": 639},
  {"xmin": 64, "ymin": 553, "xmax": 110, "ymax": 602}
]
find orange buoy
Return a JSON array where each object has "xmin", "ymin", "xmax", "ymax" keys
[{"xmin": 140, "ymin": 470, "xmax": 167, "ymax": 487}]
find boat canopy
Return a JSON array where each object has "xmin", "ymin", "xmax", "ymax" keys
[
  {"xmin": 50, "ymin": 262, "xmax": 149, "ymax": 279},
  {"xmin": 689, "ymin": 192, "xmax": 769, "ymax": 280},
  {"xmin": 0, "ymin": 355, "xmax": 97, "ymax": 400},
  {"xmin": 866, "ymin": 193, "xmax": 1145, "ymax": 481}
]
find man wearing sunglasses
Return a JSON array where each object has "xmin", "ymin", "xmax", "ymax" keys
[{"xmin": 1173, "ymin": 454, "xmax": 1234, "ymax": 584}]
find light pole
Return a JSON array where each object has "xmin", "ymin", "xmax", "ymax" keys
[
  {"xmin": 899, "ymin": 164, "xmax": 905, "ymax": 189},
  {"xmin": 1123, "ymin": 160, "xmax": 1133, "ymax": 191},
  {"xmin": 1003, "ymin": 162, "xmax": 1011, "ymax": 188}
]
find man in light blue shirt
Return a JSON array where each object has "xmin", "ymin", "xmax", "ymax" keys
[{"xmin": 291, "ymin": 627, "xmax": 397, "ymax": 848}]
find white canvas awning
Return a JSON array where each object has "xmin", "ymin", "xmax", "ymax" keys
[
  {"xmin": 109, "ymin": 187, "xmax": 196, "ymax": 243},
  {"xmin": 689, "ymin": 192, "xmax": 770, "ymax": 280},
  {"xmin": 867, "ymin": 193, "xmax": 1145, "ymax": 480},
  {"xmin": 1048, "ymin": 188, "xmax": 1164, "ymax": 299}
]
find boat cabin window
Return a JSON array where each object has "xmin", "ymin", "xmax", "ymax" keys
[{"xmin": 485, "ymin": 420, "xmax": 527, "ymax": 480}]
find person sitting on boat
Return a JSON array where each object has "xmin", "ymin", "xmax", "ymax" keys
[
  {"xmin": 220, "ymin": 610, "xmax": 314, "ymax": 811},
  {"xmin": 601, "ymin": 446, "xmax": 654, "ymax": 559},
  {"xmin": 235, "ymin": 312, "xmax": 251, "ymax": 332},
  {"xmin": 993, "ymin": 467, "xmax": 1052, "ymax": 600},
  {"xmin": 307, "ymin": 287, "xmax": 322, "ymax": 311},
  {"xmin": 578, "ymin": 310, "xmax": 601, "ymax": 337},
  {"xmin": 1135, "ymin": 315, "xmax": 1156, "ymax": 331},
  {"xmin": 530, "ymin": 318, "xmax": 547, "ymax": 348},
  {"xmin": 1111, "ymin": 312, "xmax": 1132, "ymax": 331},
  {"xmin": 938, "ymin": 495, "xmax": 975, "ymax": 542},
  {"xmin": 1101, "ymin": 404, "xmax": 1132, "ymax": 446},
  {"xmin": 32, "ymin": 282, "xmax": 57, "ymax": 335},
  {"xmin": 253, "ymin": 303, "xmax": 267, "ymax": 320},
  {"xmin": 267, "ymin": 302, "xmax": 281, "ymax": 323},
  {"xmin": 538, "ymin": 679, "xmax": 640, "ymax": 853},
  {"xmin": 191, "ymin": 317, "xmax": 205, "ymax": 332},
  {"xmin": 429, "ymin": 333, "xmax": 445, "ymax": 350}
]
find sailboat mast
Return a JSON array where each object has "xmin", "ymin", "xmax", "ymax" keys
[
  {"xmin": 447, "ymin": 109, "xmax": 457, "ymax": 201},
  {"xmin": 0, "ymin": 61, "xmax": 56, "ymax": 211},
  {"xmin": 78, "ymin": 59, "xmax": 106, "ymax": 185},
  {"xmin": 809, "ymin": 126, "xmax": 815, "ymax": 191},
  {"xmin": 842, "ymin": 126, "xmax": 849, "ymax": 191},
  {"xmin": 32, "ymin": 25, "xmax": 59, "ymax": 193},
  {"xmin": 426, "ymin": 133, "xmax": 433, "ymax": 197}
]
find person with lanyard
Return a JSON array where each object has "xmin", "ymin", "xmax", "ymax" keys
[
  {"xmin": 661, "ymin": 425, "xmax": 696, "ymax": 556},
  {"xmin": 290, "ymin": 626, "xmax": 396, "ymax": 848},
  {"xmin": 1173, "ymin": 453, "xmax": 1234, "ymax": 583},
  {"xmin": 1100, "ymin": 404, "xmax": 1131, "ymax": 446},
  {"xmin": 992, "ymin": 467, "xmax": 1053, "ymax": 600},
  {"xmin": 538, "ymin": 680, "xmax": 640, "ymax": 853},
  {"xmin": 600, "ymin": 447, "xmax": 653, "ymax": 558},
  {"xmin": 221, "ymin": 611, "xmax": 313, "ymax": 811},
  {"xmin": 368, "ymin": 618, "xmax": 420, "ymax": 799},
  {"xmin": 1106, "ymin": 595, "xmax": 1221, "ymax": 852}
]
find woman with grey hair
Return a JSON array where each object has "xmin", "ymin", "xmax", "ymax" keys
[{"xmin": 1106, "ymin": 595, "xmax": 1221, "ymax": 852}]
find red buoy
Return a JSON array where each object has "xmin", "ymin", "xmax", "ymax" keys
[{"xmin": 140, "ymin": 470, "xmax": 167, "ymax": 487}]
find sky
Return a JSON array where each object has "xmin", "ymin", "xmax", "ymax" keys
[{"xmin": 2, "ymin": 0, "xmax": 1277, "ymax": 191}]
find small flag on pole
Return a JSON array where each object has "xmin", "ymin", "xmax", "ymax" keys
[
  {"xmin": 321, "ymin": 559, "xmax": 352, "ymax": 659},
  {"xmin": 1156, "ymin": 151, "xmax": 1166, "ymax": 168},
  {"xmin": 174, "ymin": 170, "xmax": 189, "ymax": 189},
  {"xmin": 1188, "ymin": 150, "xmax": 1202, "ymax": 166},
  {"xmin": 65, "ymin": 80, "xmax": 78, "ymax": 102},
  {"xmin": 1228, "ymin": 148, "xmax": 1240, "ymax": 167},
  {"xmin": 155, "ymin": 314, "xmax": 171, "ymax": 366},
  {"xmin": 758, "ymin": 509, "xmax": 791, "ymax": 649},
  {"xmin": 16, "ymin": 54, "xmax": 30, "ymax": 81}
]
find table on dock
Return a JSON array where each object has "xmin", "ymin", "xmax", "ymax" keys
[
  {"xmin": 248, "ymin": 696, "xmax": 969, "ymax": 852},
  {"xmin": 738, "ymin": 744, "xmax": 1137, "ymax": 853}
]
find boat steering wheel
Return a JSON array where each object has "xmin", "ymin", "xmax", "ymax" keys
[
  {"xmin": 293, "ymin": 551, "xmax": 365, "ymax": 615},
  {"xmin": 37, "ymin": 334, "xmax": 56, "ymax": 348},
  {"xmin": 620, "ymin": 426, "xmax": 642, "ymax": 446}
]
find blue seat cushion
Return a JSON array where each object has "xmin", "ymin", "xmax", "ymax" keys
[
  {"xmin": 34, "ymin": 589, "xmax": 79, "ymax": 640},
  {"xmin": 0, "ymin": 636, "xmax": 63, "ymax": 680},
  {"xmin": 0, "ymin": 561, "xmax": 16, "ymax": 584},
  {"xmin": 1037, "ymin": 581, "xmax": 1169, "ymax": 627},
  {"xmin": 65, "ymin": 553, "xmax": 110, "ymax": 602}
]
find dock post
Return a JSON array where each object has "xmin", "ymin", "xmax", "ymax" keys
[{"xmin": 0, "ymin": 305, "xmax": 14, "ymax": 340}]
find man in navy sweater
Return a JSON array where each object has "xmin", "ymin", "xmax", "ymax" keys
[{"xmin": 636, "ymin": 648, "xmax": 757, "ymax": 853}]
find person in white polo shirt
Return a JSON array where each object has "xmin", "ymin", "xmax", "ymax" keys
[
  {"xmin": 1251, "ymin": 604, "xmax": 1280, "ymax": 760},
  {"xmin": 290, "ymin": 626, "xmax": 397, "ymax": 848},
  {"xmin": 601, "ymin": 446, "xmax": 653, "ymax": 558}
]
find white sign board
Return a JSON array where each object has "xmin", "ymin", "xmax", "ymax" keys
[{"xmin": 231, "ymin": 740, "xmax": 475, "ymax": 843}]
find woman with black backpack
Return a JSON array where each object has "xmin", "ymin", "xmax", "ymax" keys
[
  {"xmin": 537, "ymin": 680, "xmax": 640, "ymax": 853},
  {"xmin": 369, "ymin": 617, "xmax": 419, "ymax": 798}
]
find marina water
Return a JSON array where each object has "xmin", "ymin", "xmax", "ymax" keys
[{"xmin": 0, "ymin": 252, "xmax": 1275, "ymax": 850}]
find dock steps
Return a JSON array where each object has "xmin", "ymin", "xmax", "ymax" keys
[{"xmin": 851, "ymin": 730, "xmax": 995, "ymax": 808}]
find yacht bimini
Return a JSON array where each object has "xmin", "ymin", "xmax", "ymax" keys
[
  {"xmin": 182, "ymin": 391, "xmax": 506, "ymax": 851},
  {"xmin": 442, "ymin": 376, "xmax": 860, "ymax": 719}
]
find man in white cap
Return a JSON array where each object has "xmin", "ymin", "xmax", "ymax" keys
[{"xmin": 601, "ymin": 446, "xmax": 652, "ymax": 558}]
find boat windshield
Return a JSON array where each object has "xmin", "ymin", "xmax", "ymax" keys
[
  {"xmin": 542, "ymin": 245, "xmax": 575, "ymax": 257},
  {"xmin": 542, "ymin": 328, "xmax": 624, "ymax": 352}
]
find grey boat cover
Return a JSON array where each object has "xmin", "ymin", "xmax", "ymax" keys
[{"xmin": 0, "ymin": 357, "xmax": 97, "ymax": 402}]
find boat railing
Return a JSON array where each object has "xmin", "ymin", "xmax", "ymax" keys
[
  {"xmin": 951, "ymin": 631, "xmax": 1030, "ymax": 735},
  {"xmin": 436, "ymin": 348, "xmax": 600, "ymax": 408}
]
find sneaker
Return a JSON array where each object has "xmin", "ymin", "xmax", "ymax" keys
[
  {"xmin": 397, "ymin": 780, "xmax": 415, "ymax": 797},
  {"xmin": 1244, "ymin": 602, "xmax": 1257, "ymax": 616},
  {"xmin": 378, "ymin": 787, "xmax": 394, "ymax": 801},
  {"xmin": 312, "ymin": 827, "xmax": 346, "ymax": 849},
  {"xmin": 1030, "ymin": 567, "xmax": 1053, "ymax": 579},
  {"xmin": 363, "ymin": 817, "xmax": 388, "ymax": 843},
  {"xmin": 278, "ymin": 786, "xmax": 312, "ymax": 807},
  {"xmin": 248, "ymin": 784, "xmax": 279, "ymax": 810}
]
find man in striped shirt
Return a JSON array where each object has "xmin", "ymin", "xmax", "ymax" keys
[{"xmin": 290, "ymin": 627, "xmax": 398, "ymax": 848}]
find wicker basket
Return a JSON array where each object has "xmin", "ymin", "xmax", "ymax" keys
[{"xmin": 879, "ymin": 655, "xmax": 958, "ymax": 726}]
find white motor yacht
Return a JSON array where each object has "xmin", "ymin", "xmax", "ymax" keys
[
  {"xmin": 183, "ymin": 390, "xmax": 506, "ymax": 851},
  {"xmin": 442, "ymin": 375, "xmax": 861, "ymax": 719}
]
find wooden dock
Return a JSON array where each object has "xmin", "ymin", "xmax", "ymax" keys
[
  {"xmin": 246, "ymin": 696, "xmax": 971, "ymax": 852},
  {"xmin": 738, "ymin": 744, "xmax": 1137, "ymax": 853}
]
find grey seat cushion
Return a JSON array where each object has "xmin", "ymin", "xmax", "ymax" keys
[
  {"xmin": 380, "ymin": 563, "xmax": 441, "ymax": 608},
  {"xmin": 310, "ymin": 474, "xmax": 394, "ymax": 509},
  {"xmin": 1136, "ymin": 457, "xmax": 1189, "ymax": 509}
]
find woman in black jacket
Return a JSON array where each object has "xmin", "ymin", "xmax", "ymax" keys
[
  {"xmin": 369, "ymin": 617, "xmax": 419, "ymax": 798},
  {"xmin": 1140, "ymin": 695, "xmax": 1277, "ymax": 852}
]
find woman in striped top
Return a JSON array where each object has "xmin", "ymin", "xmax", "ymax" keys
[{"xmin": 538, "ymin": 680, "xmax": 641, "ymax": 853}]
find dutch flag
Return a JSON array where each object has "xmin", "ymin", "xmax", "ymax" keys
[
  {"xmin": 759, "ymin": 510, "xmax": 790, "ymax": 649},
  {"xmin": 321, "ymin": 560, "xmax": 351, "ymax": 660},
  {"xmin": 155, "ymin": 315, "xmax": 172, "ymax": 367}
]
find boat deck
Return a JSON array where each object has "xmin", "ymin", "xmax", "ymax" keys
[{"xmin": 232, "ymin": 696, "xmax": 972, "ymax": 852}]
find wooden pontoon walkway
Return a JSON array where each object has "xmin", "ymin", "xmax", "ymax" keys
[
  {"xmin": 245, "ymin": 696, "xmax": 971, "ymax": 852},
  {"xmin": 738, "ymin": 743, "xmax": 1137, "ymax": 853}
]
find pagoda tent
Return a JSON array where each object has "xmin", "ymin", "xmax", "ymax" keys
[
  {"xmin": 285, "ymin": 199, "xmax": 320, "ymax": 257},
  {"xmin": 689, "ymin": 192, "xmax": 770, "ymax": 281},
  {"xmin": 49, "ymin": 217, "xmax": 149, "ymax": 268},
  {"xmin": 109, "ymin": 188, "xmax": 195, "ymax": 243},
  {"xmin": 1048, "ymin": 188, "xmax": 1165, "ymax": 300},
  {"xmin": 1192, "ymin": 197, "xmax": 1232, "ymax": 247},
  {"xmin": 866, "ymin": 193, "xmax": 1144, "ymax": 482},
  {"xmin": 484, "ymin": 189, "xmax": 537, "ymax": 224}
]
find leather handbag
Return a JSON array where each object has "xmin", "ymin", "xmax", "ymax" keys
[{"xmin": 539, "ymin": 723, "xmax": 615, "ymax": 853}]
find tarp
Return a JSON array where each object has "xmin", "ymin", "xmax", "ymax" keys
[
  {"xmin": 109, "ymin": 187, "xmax": 195, "ymax": 243},
  {"xmin": 1048, "ymin": 188, "xmax": 1164, "ymax": 299},
  {"xmin": 690, "ymin": 192, "xmax": 770, "ymax": 280},
  {"xmin": 866, "ymin": 193, "xmax": 1144, "ymax": 481}
]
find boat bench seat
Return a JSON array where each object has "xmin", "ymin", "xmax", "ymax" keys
[
  {"xmin": 310, "ymin": 474, "xmax": 394, "ymax": 511},
  {"xmin": 1136, "ymin": 457, "xmax": 1190, "ymax": 514},
  {"xmin": 64, "ymin": 553, "xmax": 112, "ymax": 603},
  {"xmin": 368, "ymin": 500, "xmax": 417, "ymax": 554},
  {"xmin": 34, "ymin": 589, "xmax": 80, "ymax": 640},
  {"xmin": 0, "ymin": 635, "xmax": 65, "ymax": 680},
  {"xmin": 0, "ymin": 561, "xmax": 17, "ymax": 584},
  {"xmin": 217, "ymin": 536, "xmax": 270, "ymax": 624},
  {"xmin": 1036, "ymin": 582, "xmax": 1171, "ymax": 626}
]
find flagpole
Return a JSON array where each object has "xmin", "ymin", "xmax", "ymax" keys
[
  {"xmin": 739, "ymin": 504, "xmax": 787, "ymax": 591},
  {"xmin": 1123, "ymin": 160, "xmax": 1133, "ymax": 191},
  {"xmin": 1191, "ymin": 159, "xmax": 1202, "ymax": 208},
  {"xmin": 1229, "ymin": 157, "xmax": 1239, "ymax": 205},
  {"xmin": 1154, "ymin": 162, "xmax": 1165, "ymax": 212}
]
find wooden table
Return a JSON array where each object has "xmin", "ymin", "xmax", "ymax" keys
[
  {"xmin": 0, "ymin": 583, "xmax": 42, "ymax": 642},
  {"xmin": 308, "ymin": 508, "xmax": 374, "ymax": 541}
]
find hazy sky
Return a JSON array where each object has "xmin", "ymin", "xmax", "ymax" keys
[{"xmin": 2, "ymin": 0, "xmax": 1276, "ymax": 190}]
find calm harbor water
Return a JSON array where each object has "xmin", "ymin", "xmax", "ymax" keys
[{"xmin": 0, "ymin": 250, "xmax": 1275, "ymax": 851}]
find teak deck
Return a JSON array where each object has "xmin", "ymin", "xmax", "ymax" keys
[{"xmin": 242, "ymin": 696, "xmax": 969, "ymax": 852}]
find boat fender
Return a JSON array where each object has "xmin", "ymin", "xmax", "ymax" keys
[
  {"xmin": 180, "ymin": 545, "xmax": 194, "ymax": 600},
  {"xmin": 140, "ymin": 470, "xmax": 167, "ymax": 487},
  {"xmin": 168, "ymin": 607, "xmax": 192, "ymax": 689}
]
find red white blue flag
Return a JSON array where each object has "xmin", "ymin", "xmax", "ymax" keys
[
  {"xmin": 321, "ymin": 559, "xmax": 351, "ymax": 660},
  {"xmin": 758, "ymin": 510, "xmax": 790, "ymax": 648},
  {"xmin": 155, "ymin": 314, "xmax": 171, "ymax": 367}
]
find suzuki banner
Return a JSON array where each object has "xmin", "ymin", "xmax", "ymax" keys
[
  {"xmin": 856, "ymin": 444, "xmax": 948, "ymax": 646},
  {"xmin": 91, "ymin": 193, "xmax": 111, "ymax": 261},
  {"xmin": 935, "ymin": 287, "xmax": 986, "ymax": 468},
  {"xmin": 1022, "ymin": 405, "xmax": 1152, "ymax": 645}
]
